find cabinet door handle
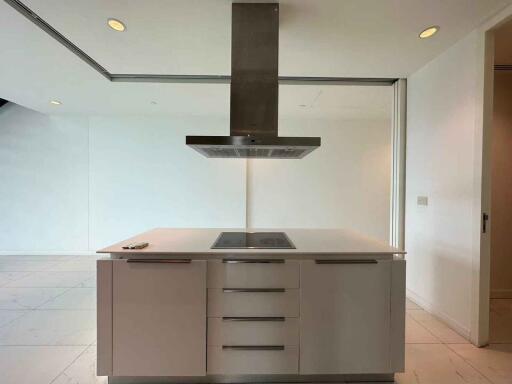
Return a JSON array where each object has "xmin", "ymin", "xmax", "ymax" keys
[
  {"xmin": 222, "ymin": 317, "xmax": 285, "ymax": 322},
  {"xmin": 126, "ymin": 259, "xmax": 191, "ymax": 264},
  {"xmin": 222, "ymin": 345, "xmax": 285, "ymax": 351},
  {"xmin": 315, "ymin": 259, "xmax": 378, "ymax": 264},
  {"xmin": 223, "ymin": 288, "xmax": 285, "ymax": 293},
  {"xmin": 223, "ymin": 259, "xmax": 285, "ymax": 264}
]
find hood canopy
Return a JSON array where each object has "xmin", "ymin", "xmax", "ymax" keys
[{"xmin": 186, "ymin": 3, "xmax": 320, "ymax": 159}]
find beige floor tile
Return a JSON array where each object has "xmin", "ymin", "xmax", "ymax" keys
[
  {"xmin": 5, "ymin": 271, "xmax": 94, "ymax": 288},
  {"xmin": 0, "ymin": 287, "xmax": 68, "ymax": 309},
  {"xmin": 0, "ymin": 346, "xmax": 85, "ymax": 384},
  {"xmin": 0, "ymin": 310, "xmax": 28, "ymax": 328},
  {"xmin": 0, "ymin": 271, "xmax": 32, "ymax": 287},
  {"xmin": 448, "ymin": 344, "xmax": 512, "ymax": 384},
  {"xmin": 80, "ymin": 277, "xmax": 96, "ymax": 288},
  {"xmin": 0, "ymin": 255, "xmax": 72, "ymax": 262},
  {"xmin": 406, "ymin": 298, "xmax": 422, "ymax": 310},
  {"xmin": 490, "ymin": 299, "xmax": 512, "ymax": 343},
  {"xmin": 448, "ymin": 343, "xmax": 512, "ymax": 384},
  {"xmin": 408, "ymin": 309, "xmax": 469, "ymax": 344},
  {"xmin": 41, "ymin": 288, "xmax": 96, "ymax": 310},
  {"xmin": 49, "ymin": 260, "xmax": 97, "ymax": 272},
  {"xmin": 396, "ymin": 344, "xmax": 491, "ymax": 384},
  {"xmin": 0, "ymin": 309, "xmax": 96, "ymax": 345},
  {"xmin": 406, "ymin": 313, "xmax": 440, "ymax": 343},
  {"xmin": 51, "ymin": 345, "xmax": 107, "ymax": 384},
  {"xmin": 0, "ymin": 260, "xmax": 61, "ymax": 272}
]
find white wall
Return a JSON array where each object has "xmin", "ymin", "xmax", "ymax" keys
[
  {"xmin": 88, "ymin": 116, "xmax": 246, "ymax": 249},
  {"xmin": 247, "ymin": 118, "xmax": 392, "ymax": 242},
  {"xmin": 0, "ymin": 104, "xmax": 89, "ymax": 252},
  {"xmin": 0, "ymin": 104, "xmax": 246, "ymax": 252},
  {"xmin": 405, "ymin": 30, "xmax": 485, "ymax": 338},
  {"xmin": 0, "ymin": 102, "xmax": 392, "ymax": 253}
]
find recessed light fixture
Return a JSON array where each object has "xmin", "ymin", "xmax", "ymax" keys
[
  {"xmin": 107, "ymin": 18, "xmax": 126, "ymax": 32},
  {"xmin": 50, "ymin": 100, "xmax": 62, "ymax": 105},
  {"xmin": 419, "ymin": 26, "xmax": 439, "ymax": 39}
]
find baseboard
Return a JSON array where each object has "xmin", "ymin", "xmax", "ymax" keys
[
  {"xmin": 491, "ymin": 289, "xmax": 512, "ymax": 299},
  {"xmin": 0, "ymin": 250, "xmax": 98, "ymax": 256},
  {"xmin": 406, "ymin": 288, "xmax": 471, "ymax": 340}
]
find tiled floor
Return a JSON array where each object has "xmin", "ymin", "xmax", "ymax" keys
[{"xmin": 0, "ymin": 256, "xmax": 511, "ymax": 384}]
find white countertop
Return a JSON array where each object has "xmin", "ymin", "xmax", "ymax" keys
[{"xmin": 97, "ymin": 228, "xmax": 405, "ymax": 256}]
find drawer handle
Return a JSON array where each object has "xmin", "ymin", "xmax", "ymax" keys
[
  {"xmin": 222, "ymin": 317, "xmax": 285, "ymax": 322},
  {"xmin": 222, "ymin": 345, "xmax": 285, "ymax": 351},
  {"xmin": 126, "ymin": 259, "xmax": 191, "ymax": 264},
  {"xmin": 315, "ymin": 259, "xmax": 378, "ymax": 264},
  {"xmin": 222, "ymin": 259, "xmax": 285, "ymax": 264},
  {"xmin": 223, "ymin": 288, "xmax": 285, "ymax": 293}
]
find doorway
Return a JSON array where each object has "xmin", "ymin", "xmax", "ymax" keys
[{"xmin": 488, "ymin": 19, "xmax": 512, "ymax": 343}]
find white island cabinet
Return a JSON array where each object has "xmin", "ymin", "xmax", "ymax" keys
[
  {"xmin": 300, "ymin": 259, "xmax": 391, "ymax": 374},
  {"xmin": 97, "ymin": 228, "xmax": 405, "ymax": 384},
  {"xmin": 103, "ymin": 259, "xmax": 206, "ymax": 377}
]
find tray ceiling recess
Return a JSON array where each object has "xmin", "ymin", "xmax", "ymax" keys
[{"xmin": 4, "ymin": 0, "xmax": 397, "ymax": 86}]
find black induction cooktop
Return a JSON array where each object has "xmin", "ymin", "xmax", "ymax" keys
[{"xmin": 211, "ymin": 232, "xmax": 295, "ymax": 249}]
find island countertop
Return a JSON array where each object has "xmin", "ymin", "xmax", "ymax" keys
[{"xmin": 97, "ymin": 228, "xmax": 405, "ymax": 257}]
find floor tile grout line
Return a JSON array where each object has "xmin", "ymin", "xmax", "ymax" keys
[
  {"xmin": 0, "ymin": 270, "xmax": 36, "ymax": 288},
  {"xmin": 407, "ymin": 307, "xmax": 471, "ymax": 345},
  {"xmin": 408, "ymin": 305, "xmax": 495, "ymax": 383},
  {"xmin": 0, "ymin": 309, "xmax": 31, "ymax": 331},
  {"xmin": 444, "ymin": 343, "xmax": 496, "ymax": 384},
  {"xmin": 34, "ymin": 286, "xmax": 76, "ymax": 309},
  {"xmin": 0, "ymin": 344, "xmax": 93, "ymax": 346},
  {"xmin": 407, "ymin": 312, "xmax": 444, "ymax": 344},
  {"xmin": 48, "ymin": 344, "xmax": 90, "ymax": 384}
]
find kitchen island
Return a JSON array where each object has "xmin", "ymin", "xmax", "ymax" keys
[{"xmin": 97, "ymin": 228, "xmax": 406, "ymax": 384}]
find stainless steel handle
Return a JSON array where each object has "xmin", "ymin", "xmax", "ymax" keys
[
  {"xmin": 222, "ymin": 317, "xmax": 285, "ymax": 322},
  {"xmin": 223, "ymin": 288, "xmax": 285, "ymax": 293},
  {"xmin": 222, "ymin": 345, "xmax": 285, "ymax": 351},
  {"xmin": 315, "ymin": 259, "xmax": 378, "ymax": 264},
  {"xmin": 126, "ymin": 259, "xmax": 191, "ymax": 264},
  {"xmin": 223, "ymin": 259, "xmax": 284, "ymax": 264}
]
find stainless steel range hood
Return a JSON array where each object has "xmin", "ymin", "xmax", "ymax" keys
[{"xmin": 186, "ymin": 3, "xmax": 321, "ymax": 159}]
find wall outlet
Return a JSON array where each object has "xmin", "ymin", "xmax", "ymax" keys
[{"xmin": 417, "ymin": 196, "xmax": 429, "ymax": 206}]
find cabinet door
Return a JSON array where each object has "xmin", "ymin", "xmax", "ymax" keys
[
  {"xmin": 300, "ymin": 259, "xmax": 391, "ymax": 374},
  {"xmin": 112, "ymin": 259, "xmax": 206, "ymax": 376}
]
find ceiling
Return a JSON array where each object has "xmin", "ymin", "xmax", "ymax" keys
[{"xmin": 0, "ymin": 0, "xmax": 510, "ymax": 116}]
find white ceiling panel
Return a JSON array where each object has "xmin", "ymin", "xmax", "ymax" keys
[{"xmin": 0, "ymin": 0, "xmax": 510, "ymax": 115}]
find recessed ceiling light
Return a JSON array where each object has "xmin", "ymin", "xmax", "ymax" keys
[
  {"xmin": 50, "ymin": 100, "xmax": 62, "ymax": 105},
  {"xmin": 419, "ymin": 26, "xmax": 439, "ymax": 39},
  {"xmin": 107, "ymin": 18, "xmax": 126, "ymax": 32}
]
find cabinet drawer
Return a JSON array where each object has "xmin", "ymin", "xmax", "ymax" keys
[
  {"xmin": 208, "ymin": 317, "xmax": 299, "ymax": 346},
  {"xmin": 207, "ymin": 345, "xmax": 298, "ymax": 375},
  {"xmin": 207, "ymin": 260, "xmax": 299, "ymax": 288},
  {"xmin": 208, "ymin": 289, "xmax": 299, "ymax": 317}
]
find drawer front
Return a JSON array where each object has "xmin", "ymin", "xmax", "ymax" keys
[
  {"xmin": 207, "ymin": 345, "xmax": 298, "ymax": 375},
  {"xmin": 207, "ymin": 260, "xmax": 299, "ymax": 288},
  {"xmin": 208, "ymin": 317, "xmax": 299, "ymax": 346},
  {"xmin": 208, "ymin": 289, "xmax": 299, "ymax": 317}
]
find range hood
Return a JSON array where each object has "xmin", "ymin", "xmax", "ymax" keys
[{"xmin": 186, "ymin": 3, "xmax": 321, "ymax": 159}]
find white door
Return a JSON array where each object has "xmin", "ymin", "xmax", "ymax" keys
[
  {"xmin": 112, "ymin": 259, "xmax": 206, "ymax": 376},
  {"xmin": 300, "ymin": 259, "xmax": 391, "ymax": 374}
]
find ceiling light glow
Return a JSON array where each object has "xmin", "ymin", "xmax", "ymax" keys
[
  {"xmin": 107, "ymin": 18, "xmax": 126, "ymax": 32},
  {"xmin": 419, "ymin": 26, "xmax": 439, "ymax": 39},
  {"xmin": 50, "ymin": 100, "xmax": 62, "ymax": 105}
]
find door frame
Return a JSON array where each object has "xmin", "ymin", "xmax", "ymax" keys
[
  {"xmin": 474, "ymin": 10, "xmax": 512, "ymax": 347},
  {"xmin": 390, "ymin": 79, "xmax": 407, "ymax": 250}
]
